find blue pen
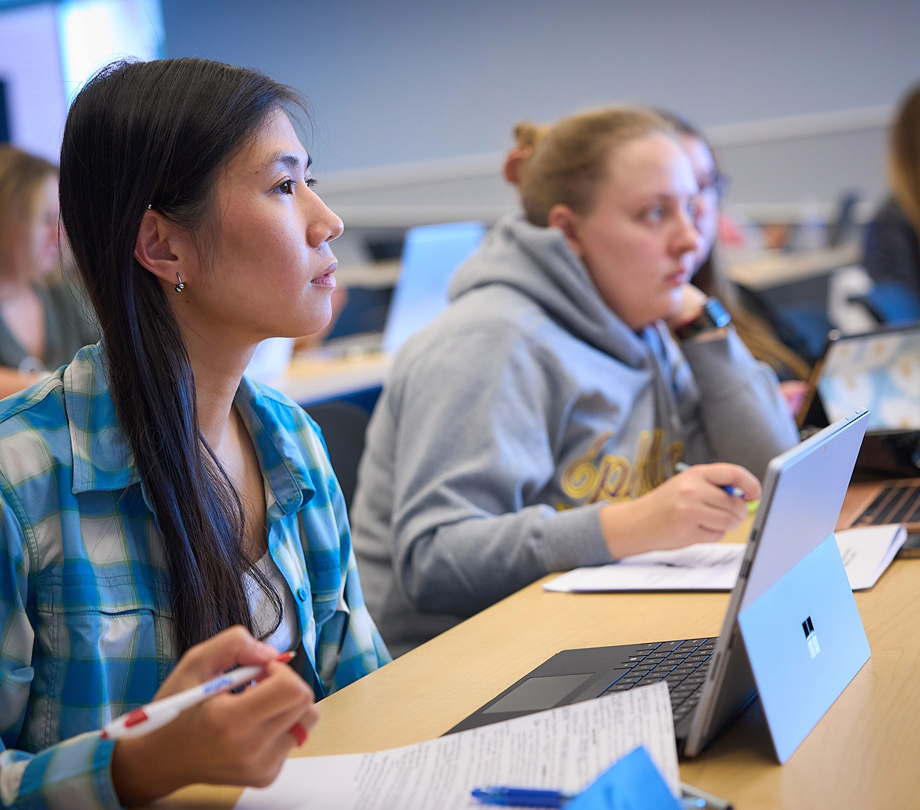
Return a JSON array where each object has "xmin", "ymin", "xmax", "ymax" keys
[
  {"xmin": 471, "ymin": 786, "xmax": 707, "ymax": 808},
  {"xmin": 674, "ymin": 462, "xmax": 745, "ymax": 499},
  {"xmin": 471, "ymin": 787, "xmax": 574, "ymax": 807}
]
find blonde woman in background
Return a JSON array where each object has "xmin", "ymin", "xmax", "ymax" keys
[
  {"xmin": 352, "ymin": 107, "xmax": 798, "ymax": 656},
  {"xmin": 0, "ymin": 146, "xmax": 98, "ymax": 396},
  {"xmin": 863, "ymin": 83, "xmax": 920, "ymax": 299},
  {"xmin": 508, "ymin": 114, "xmax": 812, "ymax": 385}
]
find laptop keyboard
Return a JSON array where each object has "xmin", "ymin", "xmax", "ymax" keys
[
  {"xmin": 599, "ymin": 637, "xmax": 717, "ymax": 724},
  {"xmin": 853, "ymin": 483, "xmax": 920, "ymax": 526}
]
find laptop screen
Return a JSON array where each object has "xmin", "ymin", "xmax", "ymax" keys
[
  {"xmin": 382, "ymin": 221, "xmax": 485, "ymax": 354},
  {"xmin": 817, "ymin": 327, "xmax": 920, "ymax": 431}
]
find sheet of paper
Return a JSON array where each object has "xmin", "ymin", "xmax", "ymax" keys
[
  {"xmin": 545, "ymin": 525, "xmax": 908, "ymax": 594},
  {"xmin": 835, "ymin": 525, "xmax": 907, "ymax": 589},
  {"xmin": 544, "ymin": 543, "xmax": 745, "ymax": 593},
  {"xmin": 235, "ymin": 682, "xmax": 679, "ymax": 810}
]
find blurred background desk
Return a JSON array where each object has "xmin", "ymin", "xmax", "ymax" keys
[
  {"xmin": 158, "ymin": 481, "xmax": 919, "ymax": 810},
  {"xmin": 273, "ymin": 351, "xmax": 392, "ymax": 409},
  {"xmin": 727, "ymin": 244, "xmax": 862, "ymax": 291},
  {"xmin": 268, "ymin": 351, "xmax": 392, "ymax": 510}
]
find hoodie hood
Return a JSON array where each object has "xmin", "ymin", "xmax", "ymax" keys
[{"xmin": 449, "ymin": 213, "xmax": 653, "ymax": 368}]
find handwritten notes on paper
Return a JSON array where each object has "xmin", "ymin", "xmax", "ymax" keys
[{"xmin": 234, "ymin": 682, "xmax": 679, "ymax": 810}]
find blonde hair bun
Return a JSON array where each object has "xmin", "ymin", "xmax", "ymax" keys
[{"xmin": 513, "ymin": 107, "xmax": 669, "ymax": 227}]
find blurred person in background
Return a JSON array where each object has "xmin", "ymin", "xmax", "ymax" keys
[
  {"xmin": 352, "ymin": 107, "xmax": 798, "ymax": 656},
  {"xmin": 656, "ymin": 112, "xmax": 812, "ymax": 390},
  {"xmin": 863, "ymin": 83, "xmax": 920, "ymax": 301},
  {"xmin": 0, "ymin": 146, "xmax": 98, "ymax": 396},
  {"xmin": 506, "ymin": 113, "xmax": 811, "ymax": 407}
]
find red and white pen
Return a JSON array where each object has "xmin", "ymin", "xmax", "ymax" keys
[{"xmin": 101, "ymin": 651, "xmax": 295, "ymax": 740}]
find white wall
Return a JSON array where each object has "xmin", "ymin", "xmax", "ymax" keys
[
  {"xmin": 0, "ymin": 2, "xmax": 67, "ymax": 161},
  {"xmin": 161, "ymin": 0, "xmax": 920, "ymax": 178}
]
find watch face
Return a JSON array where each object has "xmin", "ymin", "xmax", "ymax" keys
[
  {"xmin": 676, "ymin": 298, "xmax": 731, "ymax": 340},
  {"xmin": 704, "ymin": 298, "xmax": 731, "ymax": 329}
]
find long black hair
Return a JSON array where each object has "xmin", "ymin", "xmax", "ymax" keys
[{"xmin": 59, "ymin": 58, "xmax": 303, "ymax": 654}]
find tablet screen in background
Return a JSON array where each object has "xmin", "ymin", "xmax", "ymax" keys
[{"xmin": 818, "ymin": 329, "xmax": 920, "ymax": 430}]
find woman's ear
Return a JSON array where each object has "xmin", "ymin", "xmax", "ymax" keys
[
  {"xmin": 134, "ymin": 210, "xmax": 188, "ymax": 286},
  {"xmin": 547, "ymin": 204, "xmax": 584, "ymax": 257},
  {"xmin": 503, "ymin": 146, "xmax": 533, "ymax": 186}
]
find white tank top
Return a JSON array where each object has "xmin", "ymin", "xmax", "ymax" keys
[{"xmin": 246, "ymin": 551, "xmax": 300, "ymax": 653}]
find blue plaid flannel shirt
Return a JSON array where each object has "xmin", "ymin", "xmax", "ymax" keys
[{"xmin": 0, "ymin": 344, "xmax": 390, "ymax": 809}]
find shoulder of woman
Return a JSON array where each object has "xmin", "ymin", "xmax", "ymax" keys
[{"xmin": 873, "ymin": 196, "xmax": 914, "ymax": 231}]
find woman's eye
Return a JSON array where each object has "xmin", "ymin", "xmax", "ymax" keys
[
  {"xmin": 644, "ymin": 205, "xmax": 664, "ymax": 223},
  {"xmin": 687, "ymin": 198, "xmax": 700, "ymax": 220},
  {"xmin": 306, "ymin": 177, "xmax": 318, "ymax": 189},
  {"xmin": 276, "ymin": 179, "xmax": 295, "ymax": 195}
]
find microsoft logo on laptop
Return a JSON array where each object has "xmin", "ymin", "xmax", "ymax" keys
[{"xmin": 802, "ymin": 616, "xmax": 820, "ymax": 659}]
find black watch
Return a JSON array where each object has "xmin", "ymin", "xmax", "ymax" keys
[{"xmin": 674, "ymin": 297, "xmax": 731, "ymax": 341}]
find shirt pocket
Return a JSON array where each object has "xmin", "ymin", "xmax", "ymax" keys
[{"xmin": 26, "ymin": 572, "xmax": 174, "ymax": 750}]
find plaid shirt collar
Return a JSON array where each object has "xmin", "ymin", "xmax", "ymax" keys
[{"xmin": 64, "ymin": 344, "xmax": 314, "ymax": 517}]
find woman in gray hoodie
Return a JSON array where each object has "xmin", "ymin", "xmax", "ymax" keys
[{"xmin": 351, "ymin": 107, "xmax": 799, "ymax": 656}]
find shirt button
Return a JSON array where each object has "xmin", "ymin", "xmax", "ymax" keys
[{"xmin": 296, "ymin": 587, "xmax": 308, "ymax": 602}]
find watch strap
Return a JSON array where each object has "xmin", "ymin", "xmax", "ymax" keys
[{"xmin": 674, "ymin": 297, "xmax": 731, "ymax": 341}]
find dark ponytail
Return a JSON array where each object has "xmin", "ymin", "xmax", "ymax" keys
[{"xmin": 59, "ymin": 59, "xmax": 303, "ymax": 654}]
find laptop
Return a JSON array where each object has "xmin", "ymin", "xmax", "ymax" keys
[
  {"xmin": 798, "ymin": 323, "xmax": 920, "ymax": 529},
  {"xmin": 799, "ymin": 323, "xmax": 920, "ymax": 475},
  {"xmin": 381, "ymin": 221, "xmax": 485, "ymax": 354},
  {"xmin": 449, "ymin": 411, "xmax": 871, "ymax": 764},
  {"xmin": 321, "ymin": 220, "xmax": 485, "ymax": 357}
]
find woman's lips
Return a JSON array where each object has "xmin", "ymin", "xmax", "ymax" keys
[
  {"xmin": 665, "ymin": 270, "xmax": 685, "ymax": 287},
  {"xmin": 311, "ymin": 260, "xmax": 337, "ymax": 288}
]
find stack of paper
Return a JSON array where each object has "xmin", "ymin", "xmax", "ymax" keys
[
  {"xmin": 836, "ymin": 524, "xmax": 908, "ymax": 589},
  {"xmin": 235, "ymin": 682, "xmax": 678, "ymax": 810},
  {"xmin": 544, "ymin": 525, "xmax": 907, "ymax": 594}
]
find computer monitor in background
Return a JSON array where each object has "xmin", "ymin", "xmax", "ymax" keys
[
  {"xmin": 382, "ymin": 221, "xmax": 485, "ymax": 354},
  {"xmin": 816, "ymin": 325, "xmax": 920, "ymax": 432}
]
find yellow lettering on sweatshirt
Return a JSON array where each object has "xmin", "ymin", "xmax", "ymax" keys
[{"xmin": 559, "ymin": 429, "xmax": 683, "ymax": 508}]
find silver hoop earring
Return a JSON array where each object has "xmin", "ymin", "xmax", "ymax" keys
[{"xmin": 174, "ymin": 273, "xmax": 185, "ymax": 293}]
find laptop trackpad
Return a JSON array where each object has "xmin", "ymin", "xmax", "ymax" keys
[{"xmin": 482, "ymin": 674, "xmax": 594, "ymax": 714}]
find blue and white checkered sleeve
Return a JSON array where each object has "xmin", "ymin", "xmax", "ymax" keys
[
  {"xmin": 315, "ymin": 471, "xmax": 391, "ymax": 694},
  {"xmin": 0, "ymin": 733, "xmax": 121, "ymax": 810},
  {"xmin": 0, "ymin": 490, "xmax": 122, "ymax": 810}
]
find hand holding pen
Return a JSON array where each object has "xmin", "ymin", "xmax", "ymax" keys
[
  {"xmin": 109, "ymin": 626, "xmax": 318, "ymax": 808},
  {"xmin": 599, "ymin": 462, "xmax": 761, "ymax": 559},
  {"xmin": 101, "ymin": 650, "xmax": 297, "ymax": 740}
]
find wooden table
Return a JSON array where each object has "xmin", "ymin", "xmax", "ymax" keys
[
  {"xmin": 159, "ymin": 482, "xmax": 920, "ymax": 809},
  {"xmin": 726, "ymin": 244, "xmax": 861, "ymax": 291}
]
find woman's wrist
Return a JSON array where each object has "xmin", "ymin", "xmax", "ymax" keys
[
  {"xmin": 599, "ymin": 500, "xmax": 649, "ymax": 560},
  {"xmin": 663, "ymin": 284, "xmax": 708, "ymax": 331},
  {"xmin": 673, "ymin": 297, "xmax": 731, "ymax": 340},
  {"xmin": 111, "ymin": 734, "xmax": 188, "ymax": 807}
]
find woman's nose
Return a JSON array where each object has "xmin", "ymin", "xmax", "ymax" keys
[
  {"xmin": 674, "ymin": 207, "xmax": 701, "ymax": 256},
  {"xmin": 308, "ymin": 197, "xmax": 344, "ymax": 246}
]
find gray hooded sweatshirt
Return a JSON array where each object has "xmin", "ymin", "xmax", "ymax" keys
[{"xmin": 351, "ymin": 215, "xmax": 799, "ymax": 656}]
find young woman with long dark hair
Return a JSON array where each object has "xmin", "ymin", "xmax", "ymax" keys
[{"xmin": 0, "ymin": 58, "xmax": 389, "ymax": 809}]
